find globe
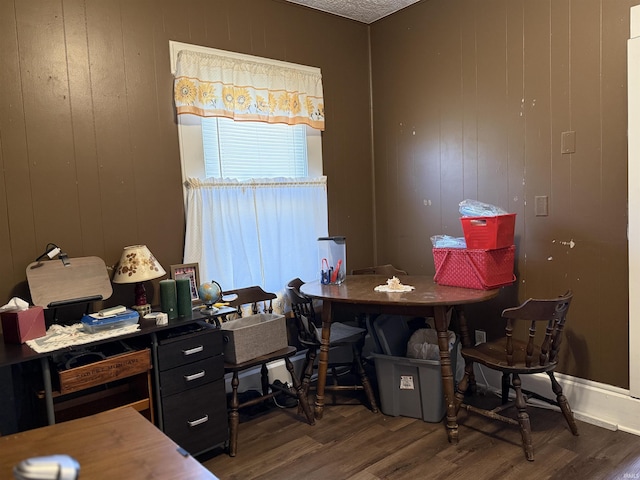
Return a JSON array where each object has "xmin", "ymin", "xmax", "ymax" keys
[{"xmin": 198, "ymin": 281, "xmax": 222, "ymax": 308}]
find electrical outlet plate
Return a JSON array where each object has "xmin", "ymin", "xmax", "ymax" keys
[
  {"xmin": 535, "ymin": 195, "xmax": 549, "ymax": 216},
  {"xmin": 475, "ymin": 329, "xmax": 487, "ymax": 345},
  {"xmin": 561, "ymin": 130, "xmax": 576, "ymax": 154}
]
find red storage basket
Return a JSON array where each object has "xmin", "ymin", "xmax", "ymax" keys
[
  {"xmin": 433, "ymin": 246, "xmax": 516, "ymax": 290},
  {"xmin": 460, "ymin": 213, "xmax": 516, "ymax": 250}
]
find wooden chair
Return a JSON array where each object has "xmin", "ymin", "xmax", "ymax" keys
[
  {"xmin": 286, "ymin": 278, "xmax": 379, "ymax": 413},
  {"xmin": 454, "ymin": 290, "xmax": 578, "ymax": 461},
  {"xmin": 351, "ymin": 264, "xmax": 408, "ymax": 276},
  {"xmin": 221, "ymin": 285, "xmax": 315, "ymax": 457}
]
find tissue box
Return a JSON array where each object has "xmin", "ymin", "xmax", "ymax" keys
[{"xmin": 1, "ymin": 306, "xmax": 46, "ymax": 344}]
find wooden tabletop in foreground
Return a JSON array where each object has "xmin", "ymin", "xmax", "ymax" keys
[{"xmin": 0, "ymin": 407, "xmax": 218, "ymax": 479}]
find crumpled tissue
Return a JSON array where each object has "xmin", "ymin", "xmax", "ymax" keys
[{"xmin": 0, "ymin": 297, "xmax": 30, "ymax": 312}]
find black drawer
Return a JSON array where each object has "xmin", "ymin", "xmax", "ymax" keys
[
  {"xmin": 163, "ymin": 379, "xmax": 228, "ymax": 455},
  {"xmin": 157, "ymin": 328, "xmax": 222, "ymax": 371},
  {"xmin": 159, "ymin": 354, "xmax": 224, "ymax": 397}
]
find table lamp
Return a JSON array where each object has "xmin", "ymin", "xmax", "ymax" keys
[{"xmin": 112, "ymin": 245, "xmax": 166, "ymax": 316}]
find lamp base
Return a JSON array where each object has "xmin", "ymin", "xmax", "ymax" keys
[{"xmin": 132, "ymin": 304, "xmax": 152, "ymax": 318}]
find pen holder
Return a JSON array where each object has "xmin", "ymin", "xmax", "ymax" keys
[{"xmin": 318, "ymin": 236, "xmax": 346, "ymax": 285}]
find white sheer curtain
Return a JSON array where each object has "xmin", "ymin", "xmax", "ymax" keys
[{"xmin": 183, "ymin": 177, "xmax": 328, "ymax": 293}]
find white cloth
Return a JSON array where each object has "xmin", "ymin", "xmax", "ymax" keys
[
  {"xmin": 183, "ymin": 177, "xmax": 328, "ymax": 293},
  {"xmin": 26, "ymin": 323, "xmax": 140, "ymax": 353}
]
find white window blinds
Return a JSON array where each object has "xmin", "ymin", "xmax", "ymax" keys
[{"xmin": 202, "ymin": 118, "xmax": 308, "ymax": 180}]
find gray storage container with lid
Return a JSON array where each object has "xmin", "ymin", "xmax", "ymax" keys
[{"xmin": 369, "ymin": 314, "xmax": 458, "ymax": 423}]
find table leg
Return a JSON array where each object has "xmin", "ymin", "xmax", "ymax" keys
[
  {"xmin": 434, "ymin": 305, "xmax": 458, "ymax": 443},
  {"xmin": 41, "ymin": 357, "xmax": 55, "ymax": 425},
  {"xmin": 315, "ymin": 300, "xmax": 332, "ymax": 419}
]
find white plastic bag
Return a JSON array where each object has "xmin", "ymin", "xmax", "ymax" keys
[
  {"xmin": 459, "ymin": 199, "xmax": 508, "ymax": 217},
  {"xmin": 406, "ymin": 328, "xmax": 456, "ymax": 361}
]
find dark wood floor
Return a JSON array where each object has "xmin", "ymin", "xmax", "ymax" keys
[{"xmin": 201, "ymin": 388, "xmax": 640, "ymax": 480}]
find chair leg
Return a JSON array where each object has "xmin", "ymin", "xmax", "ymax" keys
[
  {"xmin": 454, "ymin": 365, "xmax": 470, "ymax": 412},
  {"xmin": 285, "ymin": 357, "xmax": 315, "ymax": 426},
  {"xmin": 513, "ymin": 374, "xmax": 534, "ymax": 461},
  {"xmin": 501, "ymin": 373, "xmax": 511, "ymax": 404},
  {"xmin": 228, "ymin": 371, "xmax": 240, "ymax": 457},
  {"xmin": 464, "ymin": 361, "xmax": 478, "ymax": 395},
  {"xmin": 260, "ymin": 363, "xmax": 270, "ymax": 396},
  {"xmin": 302, "ymin": 348, "xmax": 316, "ymax": 397},
  {"xmin": 298, "ymin": 348, "xmax": 315, "ymax": 416},
  {"xmin": 352, "ymin": 344, "xmax": 379, "ymax": 413},
  {"xmin": 548, "ymin": 371, "xmax": 579, "ymax": 436},
  {"xmin": 330, "ymin": 366, "xmax": 338, "ymax": 404},
  {"xmin": 455, "ymin": 309, "xmax": 477, "ymax": 394}
]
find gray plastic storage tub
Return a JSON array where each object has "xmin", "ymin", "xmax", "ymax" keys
[
  {"xmin": 368, "ymin": 313, "xmax": 457, "ymax": 423},
  {"xmin": 371, "ymin": 345, "xmax": 457, "ymax": 423}
]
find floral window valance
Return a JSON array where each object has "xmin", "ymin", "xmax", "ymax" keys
[{"xmin": 174, "ymin": 49, "xmax": 325, "ymax": 131}]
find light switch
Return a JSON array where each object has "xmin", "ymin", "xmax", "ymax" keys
[
  {"xmin": 535, "ymin": 196, "xmax": 549, "ymax": 216},
  {"xmin": 561, "ymin": 131, "xmax": 576, "ymax": 154}
]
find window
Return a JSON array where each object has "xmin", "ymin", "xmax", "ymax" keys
[
  {"xmin": 171, "ymin": 42, "xmax": 328, "ymax": 294},
  {"xmin": 202, "ymin": 118, "xmax": 307, "ymax": 179}
]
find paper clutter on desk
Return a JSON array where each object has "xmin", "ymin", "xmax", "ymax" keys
[{"xmin": 0, "ymin": 296, "xmax": 30, "ymax": 312}]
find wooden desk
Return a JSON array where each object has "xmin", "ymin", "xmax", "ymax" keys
[
  {"xmin": 0, "ymin": 312, "xmax": 215, "ymax": 427},
  {"xmin": 0, "ymin": 407, "xmax": 218, "ymax": 479},
  {"xmin": 0, "ymin": 312, "xmax": 230, "ymax": 457},
  {"xmin": 300, "ymin": 275, "xmax": 499, "ymax": 443}
]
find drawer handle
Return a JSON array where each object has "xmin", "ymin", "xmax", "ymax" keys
[
  {"xmin": 182, "ymin": 345, "xmax": 204, "ymax": 356},
  {"xmin": 184, "ymin": 370, "xmax": 206, "ymax": 382},
  {"xmin": 187, "ymin": 415, "xmax": 209, "ymax": 427}
]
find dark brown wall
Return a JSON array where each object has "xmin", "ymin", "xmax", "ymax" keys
[
  {"xmin": 0, "ymin": 0, "xmax": 635, "ymax": 390},
  {"xmin": 371, "ymin": 0, "xmax": 637, "ymax": 388},
  {"xmin": 0, "ymin": 0, "xmax": 373, "ymax": 309}
]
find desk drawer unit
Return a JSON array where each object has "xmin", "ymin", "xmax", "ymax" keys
[
  {"xmin": 162, "ymin": 378, "xmax": 228, "ymax": 454},
  {"xmin": 157, "ymin": 324, "xmax": 227, "ymax": 455}
]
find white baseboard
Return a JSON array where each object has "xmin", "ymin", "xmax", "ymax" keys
[{"xmin": 476, "ymin": 366, "xmax": 640, "ymax": 435}]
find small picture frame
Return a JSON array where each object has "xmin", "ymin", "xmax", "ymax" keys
[{"xmin": 170, "ymin": 263, "xmax": 200, "ymax": 301}]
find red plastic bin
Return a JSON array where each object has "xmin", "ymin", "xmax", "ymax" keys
[
  {"xmin": 460, "ymin": 213, "xmax": 516, "ymax": 250},
  {"xmin": 433, "ymin": 246, "xmax": 516, "ymax": 290}
]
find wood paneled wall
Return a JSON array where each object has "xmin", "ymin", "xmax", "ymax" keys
[
  {"xmin": 0, "ymin": 0, "xmax": 635, "ymax": 389},
  {"xmin": 371, "ymin": 0, "xmax": 637, "ymax": 388},
  {"xmin": 0, "ymin": 0, "xmax": 373, "ymax": 310}
]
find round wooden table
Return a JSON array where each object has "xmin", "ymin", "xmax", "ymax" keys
[{"xmin": 301, "ymin": 274, "xmax": 499, "ymax": 443}]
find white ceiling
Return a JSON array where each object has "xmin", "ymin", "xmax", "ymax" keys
[{"xmin": 284, "ymin": 0, "xmax": 421, "ymax": 24}]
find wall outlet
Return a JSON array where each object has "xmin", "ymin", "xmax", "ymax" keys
[
  {"xmin": 475, "ymin": 329, "xmax": 487, "ymax": 345},
  {"xmin": 535, "ymin": 195, "xmax": 549, "ymax": 216}
]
